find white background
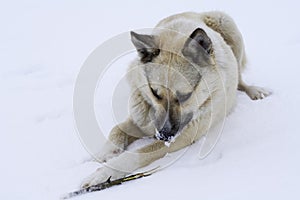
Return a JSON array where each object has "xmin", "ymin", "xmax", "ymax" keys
[{"xmin": 1, "ymin": 0, "xmax": 300, "ymax": 199}]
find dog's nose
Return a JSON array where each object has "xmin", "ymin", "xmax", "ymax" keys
[{"xmin": 156, "ymin": 120, "xmax": 174, "ymax": 141}]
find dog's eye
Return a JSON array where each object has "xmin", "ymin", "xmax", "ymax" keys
[
  {"xmin": 151, "ymin": 87, "xmax": 162, "ymax": 100},
  {"xmin": 177, "ymin": 92, "xmax": 192, "ymax": 103}
]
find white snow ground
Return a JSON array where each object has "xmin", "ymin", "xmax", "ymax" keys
[{"xmin": 1, "ymin": 0, "xmax": 300, "ymax": 199}]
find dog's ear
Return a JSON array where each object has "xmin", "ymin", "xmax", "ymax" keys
[
  {"xmin": 182, "ymin": 28, "xmax": 215, "ymax": 66},
  {"xmin": 130, "ymin": 31, "xmax": 160, "ymax": 63}
]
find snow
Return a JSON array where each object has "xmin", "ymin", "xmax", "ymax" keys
[{"xmin": 1, "ymin": 0, "xmax": 300, "ymax": 199}]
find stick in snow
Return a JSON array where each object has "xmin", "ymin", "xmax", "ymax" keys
[{"xmin": 61, "ymin": 167, "xmax": 159, "ymax": 199}]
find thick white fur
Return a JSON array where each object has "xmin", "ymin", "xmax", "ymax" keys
[{"xmin": 81, "ymin": 11, "xmax": 271, "ymax": 188}]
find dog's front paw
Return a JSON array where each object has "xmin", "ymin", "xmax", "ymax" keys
[
  {"xmin": 81, "ymin": 167, "xmax": 126, "ymax": 188},
  {"xmin": 94, "ymin": 148, "xmax": 123, "ymax": 163},
  {"xmin": 245, "ymin": 86, "xmax": 272, "ymax": 100}
]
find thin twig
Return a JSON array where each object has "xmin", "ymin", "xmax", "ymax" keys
[{"xmin": 61, "ymin": 167, "xmax": 159, "ymax": 199}]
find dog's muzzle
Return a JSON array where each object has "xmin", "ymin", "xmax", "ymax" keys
[{"xmin": 155, "ymin": 113, "xmax": 193, "ymax": 142}]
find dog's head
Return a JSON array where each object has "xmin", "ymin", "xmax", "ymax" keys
[{"xmin": 130, "ymin": 28, "xmax": 215, "ymax": 142}]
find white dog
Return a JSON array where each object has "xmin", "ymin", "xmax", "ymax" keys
[{"xmin": 82, "ymin": 11, "xmax": 271, "ymax": 188}]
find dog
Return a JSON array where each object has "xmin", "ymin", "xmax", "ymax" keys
[{"xmin": 81, "ymin": 11, "xmax": 271, "ymax": 188}]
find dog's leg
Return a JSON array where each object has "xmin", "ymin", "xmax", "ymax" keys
[
  {"xmin": 81, "ymin": 125, "xmax": 197, "ymax": 188},
  {"xmin": 81, "ymin": 140, "xmax": 164, "ymax": 188},
  {"xmin": 203, "ymin": 11, "xmax": 272, "ymax": 100},
  {"xmin": 93, "ymin": 119, "xmax": 140, "ymax": 163},
  {"xmin": 238, "ymin": 73, "xmax": 272, "ymax": 100}
]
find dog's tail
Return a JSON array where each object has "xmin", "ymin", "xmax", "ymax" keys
[{"xmin": 202, "ymin": 11, "xmax": 247, "ymax": 72}]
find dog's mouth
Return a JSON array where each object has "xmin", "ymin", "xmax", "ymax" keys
[
  {"xmin": 155, "ymin": 131, "xmax": 174, "ymax": 142},
  {"xmin": 155, "ymin": 129, "xmax": 180, "ymax": 146}
]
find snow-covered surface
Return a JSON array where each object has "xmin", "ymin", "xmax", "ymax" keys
[{"xmin": 1, "ymin": 0, "xmax": 300, "ymax": 199}]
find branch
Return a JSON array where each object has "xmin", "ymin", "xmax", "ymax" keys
[{"xmin": 61, "ymin": 167, "xmax": 159, "ymax": 199}]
